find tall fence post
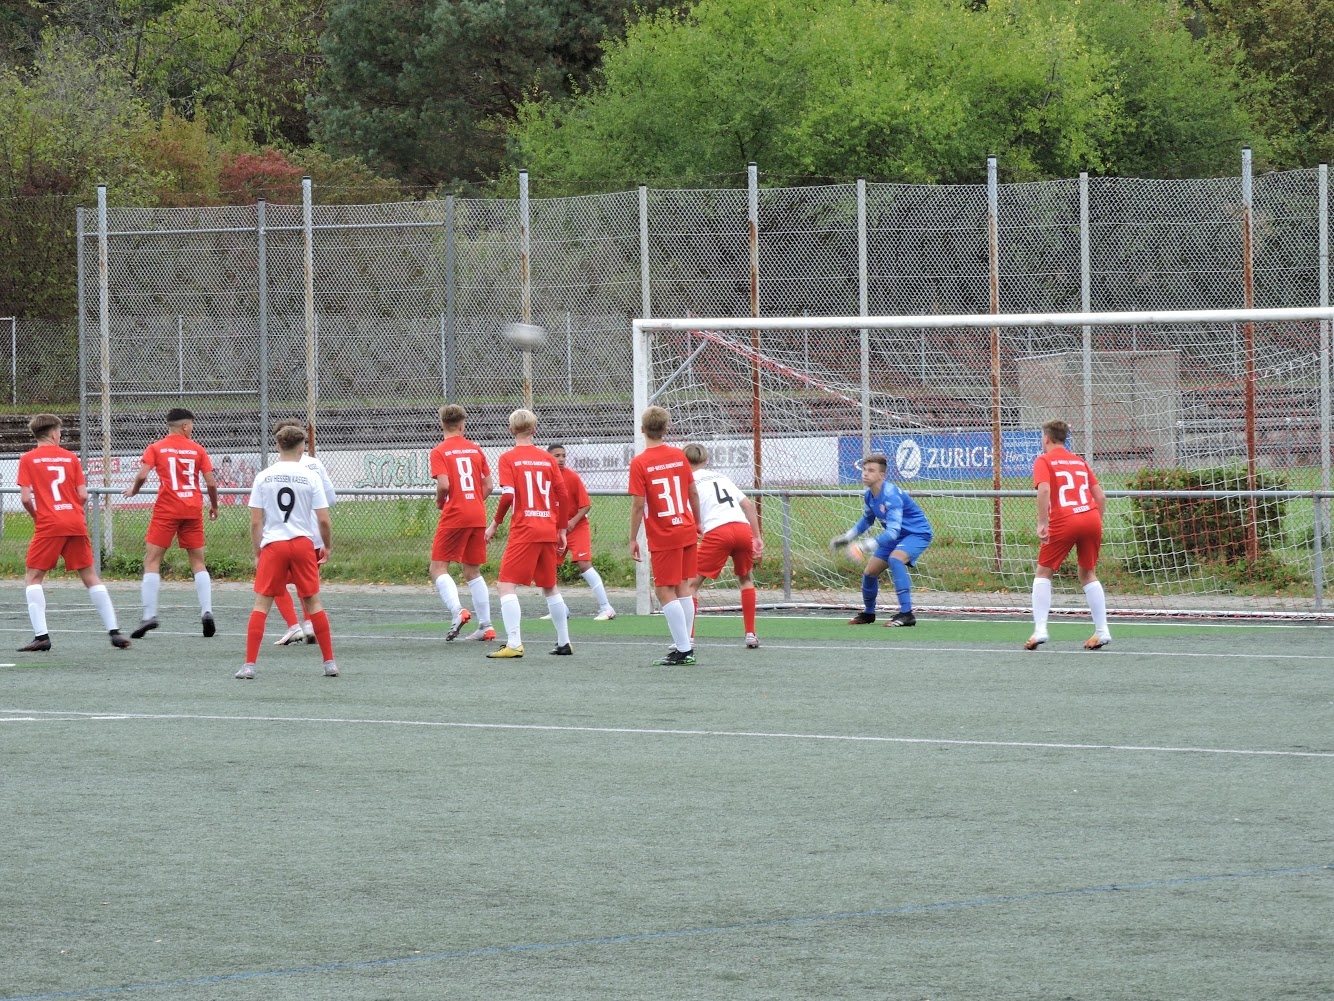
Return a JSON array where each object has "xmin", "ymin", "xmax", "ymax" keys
[
  {"xmin": 302, "ymin": 176, "xmax": 317, "ymax": 455},
  {"xmin": 76, "ymin": 207, "xmax": 87, "ymax": 468},
  {"xmin": 1314, "ymin": 492, "xmax": 1325, "ymax": 612},
  {"xmin": 519, "ymin": 169, "xmax": 533, "ymax": 411},
  {"xmin": 748, "ymin": 162, "xmax": 762, "ymax": 513},
  {"xmin": 257, "ymin": 199, "xmax": 269, "ymax": 466},
  {"xmin": 632, "ymin": 319, "xmax": 651, "ymax": 616},
  {"xmin": 444, "ymin": 193, "xmax": 456, "ymax": 401},
  {"xmin": 176, "ymin": 316, "xmax": 184, "ymax": 395},
  {"xmin": 987, "ymin": 156, "xmax": 1002, "ymax": 573},
  {"xmin": 1241, "ymin": 148, "xmax": 1259, "ymax": 563},
  {"xmin": 1080, "ymin": 171, "xmax": 1094, "ymax": 463},
  {"xmin": 1319, "ymin": 164, "xmax": 1329, "ymax": 509},
  {"xmin": 97, "ymin": 184, "xmax": 112, "ymax": 554},
  {"xmin": 857, "ymin": 177, "xmax": 870, "ymax": 453},
  {"xmin": 566, "ymin": 311, "xmax": 573, "ymax": 398}
]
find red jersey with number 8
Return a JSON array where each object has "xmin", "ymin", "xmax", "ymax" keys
[
  {"xmin": 1033, "ymin": 446, "xmax": 1101, "ymax": 532},
  {"xmin": 142, "ymin": 434, "xmax": 213, "ymax": 518},
  {"xmin": 431, "ymin": 437, "xmax": 490, "ymax": 529},
  {"xmin": 628, "ymin": 444, "xmax": 697, "ymax": 550},
  {"xmin": 497, "ymin": 445, "xmax": 568, "ymax": 543},
  {"xmin": 17, "ymin": 444, "xmax": 88, "ymax": 536}
]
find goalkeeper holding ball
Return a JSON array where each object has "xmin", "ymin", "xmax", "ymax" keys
[{"xmin": 830, "ymin": 453, "xmax": 933, "ymax": 626}]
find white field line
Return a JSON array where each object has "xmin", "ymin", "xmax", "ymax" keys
[{"xmin": 0, "ymin": 708, "xmax": 1330, "ymax": 759}]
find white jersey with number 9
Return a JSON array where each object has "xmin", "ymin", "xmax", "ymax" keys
[
  {"xmin": 248, "ymin": 461, "xmax": 329, "ymax": 547},
  {"xmin": 693, "ymin": 469, "xmax": 750, "ymax": 534}
]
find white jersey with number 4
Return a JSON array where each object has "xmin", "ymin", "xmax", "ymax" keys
[
  {"xmin": 693, "ymin": 469, "xmax": 750, "ymax": 534},
  {"xmin": 248, "ymin": 461, "xmax": 329, "ymax": 547}
]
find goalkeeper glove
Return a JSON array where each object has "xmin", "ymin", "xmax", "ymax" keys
[{"xmin": 828, "ymin": 529, "xmax": 857, "ymax": 551}]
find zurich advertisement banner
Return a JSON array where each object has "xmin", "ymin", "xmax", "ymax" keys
[{"xmin": 837, "ymin": 431, "xmax": 1045, "ymax": 483}]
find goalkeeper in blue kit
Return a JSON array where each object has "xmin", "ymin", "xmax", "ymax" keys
[{"xmin": 830, "ymin": 453, "xmax": 933, "ymax": 626}]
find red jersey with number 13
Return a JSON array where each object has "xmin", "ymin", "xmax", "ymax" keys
[
  {"xmin": 142, "ymin": 434, "xmax": 213, "ymax": 518},
  {"xmin": 431, "ymin": 437, "xmax": 490, "ymax": 529},
  {"xmin": 1033, "ymin": 446, "xmax": 1101, "ymax": 533},
  {"xmin": 17, "ymin": 444, "xmax": 88, "ymax": 535},
  {"xmin": 497, "ymin": 444, "xmax": 568, "ymax": 543},
  {"xmin": 628, "ymin": 444, "xmax": 697, "ymax": 550}
]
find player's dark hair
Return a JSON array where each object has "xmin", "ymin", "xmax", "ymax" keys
[
  {"xmin": 166, "ymin": 407, "xmax": 194, "ymax": 424},
  {"xmin": 641, "ymin": 406, "xmax": 670, "ymax": 438},
  {"xmin": 439, "ymin": 404, "xmax": 466, "ymax": 427},
  {"xmin": 28, "ymin": 414, "xmax": 62, "ymax": 439},
  {"xmin": 1043, "ymin": 420, "xmax": 1069, "ymax": 444},
  {"xmin": 547, "ymin": 444, "xmax": 566, "ymax": 453},
  {"xmin": 273, "ymin": 418, "xmax": 302, "ymax": 433},
  {"xmin": 275, "ymin": 425, "xmax": 307, "ymax": 451},
  {"xmin": 683, "ymin": 443, "xmax": 708, "ymax": 466},
  {"xmin": 862, "ymin": 454, "xmax": 888, "ymax": 472}
]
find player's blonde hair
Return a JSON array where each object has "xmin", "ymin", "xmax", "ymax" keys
[
  {"xmin": 640, "ymin": 406, "xmax": 670, "ymax": 439},
  {"xmin": 275, "ymin": 425, "xmax": 307, "ymax": 451},
  {"xmin": 508, "ymin": 408, "xmax": 537, "ymax": 435},
  {"xmin": 28, "ymin": 413, "xmax": 61, "ymax": 440},
  {"xmin": 439, "ymin": 404, "xmax": 466, "ymax": 428},
  {"xmin": 1042, "ymin": 419, "xmax": 1069, "ymax": 444},
  {"xmin": 683, "ymin": 442, "xmax": 709, "ymax": 467},
  {"xmin": 862, "ymin": 454, "xmax": 888, "ymax": 472}
]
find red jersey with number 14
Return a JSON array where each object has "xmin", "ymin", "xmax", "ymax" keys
[
  {"xmin": 431, "ymin": 436, "xmax": 490, "ymax": 529},
  {"xmin": 628, "ymin": 444, "xmax": 697, "ymax": 550},
  {"xmin": 142, "ymin": 434, "xmax": 213, "ymax": 518},
  {"xmin": 1033, "ymin": 446, "xmax": 1101, "ymax": 533},
  {"xmin": 17, "ymin": 444, "xmax": 88, "ymax": 536},
  {"xmin": 497, "ymin": 444, "xmax": 568, "ymax": 543}
]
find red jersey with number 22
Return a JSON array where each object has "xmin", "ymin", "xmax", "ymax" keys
[
  {"xmin": 431, "ymin": 437, "xmax": 490, "ymax": 529},
  {"xmin": 497, "ymin": 445, "xmax": 568, "ymax": 543},
  {"xmin": 143, "ymin": 434, "xmax": 213, "ymax": 518},
  {"xmin": 1033, "ymin": 446, "xmax": 1101, "ymax": 534},
  {"xmin": 628, "ymin": 444, "xmax": 697, "ymax": 550},
  {"xmin": 17, "ymin": 444, "xmax": 88, "ymax": 536}
]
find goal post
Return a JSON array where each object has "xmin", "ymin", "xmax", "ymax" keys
[{"xmin": 633, "ymin": 306, "xmax": 1334, "ymax": 619}]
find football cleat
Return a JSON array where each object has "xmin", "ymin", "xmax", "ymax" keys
[
  {"xmin": 847, "ymin": 611, "xmax": 876, "ymax": 625},
  {"xmin": 1024, "ymin": 633, "xmax": 1048, "ymax": 651},
  {"xmin": 109, "ymin": 632, "xmax": 130, "ymax": 649},
  {"xmin": 1084, "ymin": 633, "xmax": 1112, "ymax": 651},
  {"xmin": 538, "ymin": 613, "xmax": 552, "ymax": 621},
  {"xmin": 302, "ymin": 621, "xmax": 317, "ymax": 644},
  {"xmin": 487, "ymin": 645, "xmax": 524, "ymax": 659},
  {"xmin": 593, "ymin": 607, "xmax": 617, "ymax": 621},
  {"xmin": 445, "ymin": 608, "xmax": 472, "ymax": 642},
  {"xmin": 745, "ymin": 632, "xmax": 760, "ymax": 649},
  {"xmin": 884, "ymin": 611, "xmax": 917, "ymax": 628},
  {"xmin": 17, "ymin": 636, "xmax": 51, "ymax": 652},
  {"xmin": 549, "ymin": 643, "xmax": 574, "ymax": 656},
  {"xmin": 275, "ymin": 623, "xmax": 304, "ymax": 646},
  {"xmin": 653, "ymin": 648, "xmax": 697, "ymax": 667},
  {"xmin": 466, "ymin": 625, "xmax": 497, "ymax": 642},
  {"xmin": 322, "ymin": 660, "xmax": 339, "ymax": 677},
  {"xmin": 235, "ymin": 664, "xmax": 256, "ymax": 680},
  {"xmin": 130, "ymin": 618, "xmax": 158, "ymax": 640},
  {"xmin": 201, "ymin": 612, "xmax": 216, "ymax": 638}
]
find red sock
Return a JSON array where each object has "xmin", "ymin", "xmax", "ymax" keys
[
  {"xmin": 741, "ymin": 587, "xmax": 757, "ymax": 634},
  {"xmin": 245, "ymin": 610, "xmax": 267, "ymax": 664},
  {"xmin": 308, "ymin": 609, "xmax": 334, "ymax": 661},
  {"xmin": 273, "ymin": 589, "xmax": 299, "ymax": 626},
  {"xmin": 691, "ymin": 595, "xmax": 698, "ymax": 638}
]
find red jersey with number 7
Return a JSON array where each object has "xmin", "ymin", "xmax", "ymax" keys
[
  {"xmin": 142, "ymin": 434, "xmax": 213, "ymax": 518},
  {"xmin": 17, "ymin": 444, "xmax": 88, "ymax": 536},
  {"xmin": 431, "ymin": 436, "xmax": 490, "ymax": 529},
  {"xmin": 497, "ymin": 444, "xmax": 568, "ymax": 543},
  {"xmin": 628, "ymin": 444, "xmax": 697, "ymax": 550},
  {"xmin": 1033, "ymin": 446, "xmax": 1101, "ymax": 533}
]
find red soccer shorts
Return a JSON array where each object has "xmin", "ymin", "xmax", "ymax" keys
[
  {"xmin": 1038, "ymin": 518, "xmax": 1103, "ymax": 572},
  {"xmin": 255, "ymin": 537, "xmax": 321, "ymax": 598},
  {"xmin": 146, "ymin": 513, "xmax": 205, "ymax": 551},
  {"xmin": 432, "ymin": 524, "xmax": 487, "ymax": 565},
  {"xmin": 561, "ymin": 522, "xmax": 592, "ymax": 563},
  {"xmin": 27, "ymin": 533, "xmax": 94, "ymax": 572},
  {"xmin": 500, "ymin": 540, "xmax": 559, "ymax": 588},
  {"xmin": 697, "ymin": 522, "xmax": 754, "ymax": 580},
  {"xmin": 649, "ymin": 543, "xmax": 698, "ymax": 588}
]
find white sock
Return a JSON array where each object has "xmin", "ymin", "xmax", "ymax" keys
[
  {"xmin": 500, "ymin": 593, "xmax": 522, "ymax": 648},
  {"xmin": 141, "ymin": 572, "xmax": 161, "ymax": 620},
  {"xmin": 194, "ymin": 570, "xmax": 213, "ymax": 615},
  {"xmin": 434, "ymin": 573, "xmax": 462, "ymax": 616},
  {"xmin": 546, "ymin": 593, "xmax": 570, "ymax": 647},
  {"xmin": 88, "ymin": 584, "xmax": 118, "ymax": 632},
  {"xmin": 26, "ymin": 584, "xmax": 47, "ymax": 636},
  {"xmin": 1084, "ymin": 580, "xmax": 1109, "ymax": 637},
  {"xmin": 662, "ymin": 598, "xmax": 692, "ymax": 652},
  {"xmin": 468, "ymin": 576, "xmax": 492, "ymax": 625},
  {"xmin": 581, "ymin": 567, "xmax": 611, "ymax": 611},
  {"xmin": 682, "ymin": 594, "xmax": 696, "ymax": 637},
  {"xmin": 1032, "ymin": 577, "xmax": 1052, "ymax": 636}
]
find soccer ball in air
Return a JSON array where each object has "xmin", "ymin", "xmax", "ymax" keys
[
  {"xmin": 501, "ymin": 322, "xmax": 548, "ymax": 351},
  {"xmin": 842, "ymin": 541, "xmax": 866, "ymax": 566}
]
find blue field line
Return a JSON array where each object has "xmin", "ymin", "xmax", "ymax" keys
[{"xmin": 5, "ymin": 863, "xmax": 1328, "ymax": 1001}]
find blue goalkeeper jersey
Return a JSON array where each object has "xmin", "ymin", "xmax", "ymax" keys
[{"xmin": 854, "ymin": 481, "xmax": 932, "ymax": 542}]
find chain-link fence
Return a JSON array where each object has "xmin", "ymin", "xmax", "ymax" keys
[{"xmin": 29, "ymin": 160, "xmax": 1332, "ymax": 613}]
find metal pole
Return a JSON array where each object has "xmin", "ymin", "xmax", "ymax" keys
[
  {"xmin": 749, "ymin": 162, "xmax": 762, "ymax": 510},
  {"xmin": 519, "ymin": 170, "xmax": 533, "ymax": 411},
  {"xmin": 1319, "ymin": 164, "xmax": 1329, "ymax": 503},
  {"xmin": 632, "ymin": 320, "xmax": 651, "ymax": 615},
  {"xmin": 857, "ymin": 178, "xmax": 870, "ymax": 453},
  {"xmin": 257, "ymin": 199, "xmax": 269, "ymax": 466},
  {"xmin": 1241, "ymin": 148, "xmax": 1259, "ymax": 563},
  {"xmin": 77, "ymin": 207, "xmax": 87, "ymax": 468},
  {"xmin": 176, "ymin": 316, "xmax": 184, "ymax": 395},
  {"xmin": 781, "ymin": 493, "xmax": 793, "ymax": 601},
  {"xmin": 987, "ymin": 156, "xmax": 1002, "ymax": 573},
  {"xmin": 566, "ymin": 310, "xmax": 573, "ymax": 398},
  {"xmin": 1080, "ymin": 171, "xmax": 1093, "ymax": 462},
  {"xmin": 9, "ymin": 317, "xmax": 15, "ymax": 406},
  {"xmin": 639, "ymin": 185, "xmax": 651, "ymax": 320},
  {"xmin": 1314, "ymin": 492, "xmax": 1325, "ymax": 611},
  {"xmin": 302, "ymin": 176, "xmax": 316, "ymax": 455},
  {"xmin": 97, "ymin": 185, "xmax": 112, "ymax": 553},
  {"xmin": 91, "ymin": 485, "xmax": 102, "ymax": 575},
  {"xmin": 444, "ymin": 194, "xmax": 456, "ymax": 401}
]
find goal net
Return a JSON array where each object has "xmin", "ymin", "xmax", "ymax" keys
[{"xmin": 633, "ymin": 307, "xmax": 1334, "ymax": 619}]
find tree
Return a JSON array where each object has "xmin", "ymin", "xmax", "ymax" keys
[{"xmin": 311, "ymin": 0, "xmax": 665, "ymax": 186}]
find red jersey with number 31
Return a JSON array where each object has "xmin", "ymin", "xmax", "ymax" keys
[
  {"xmin": 17, "ymin": 444, "xmax": 87, "ymax": 536},
  {"xmin": 431, "ymin": 436, "xmax": 490, "ymax": 529},
  {"xmin": 1033, "ymin": 446, "xmax": 1101, "ymax": 533},
  {"xmin": 628, "ymin": 444, "xmax": 697, "ymax": 550},
  {"xmin": 497, "ymin": 444, "xmax": 568, "ymax": 543},
  {"xmin": 142, "ymin": 434, "xmax": 213, "ymax": 518}
]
